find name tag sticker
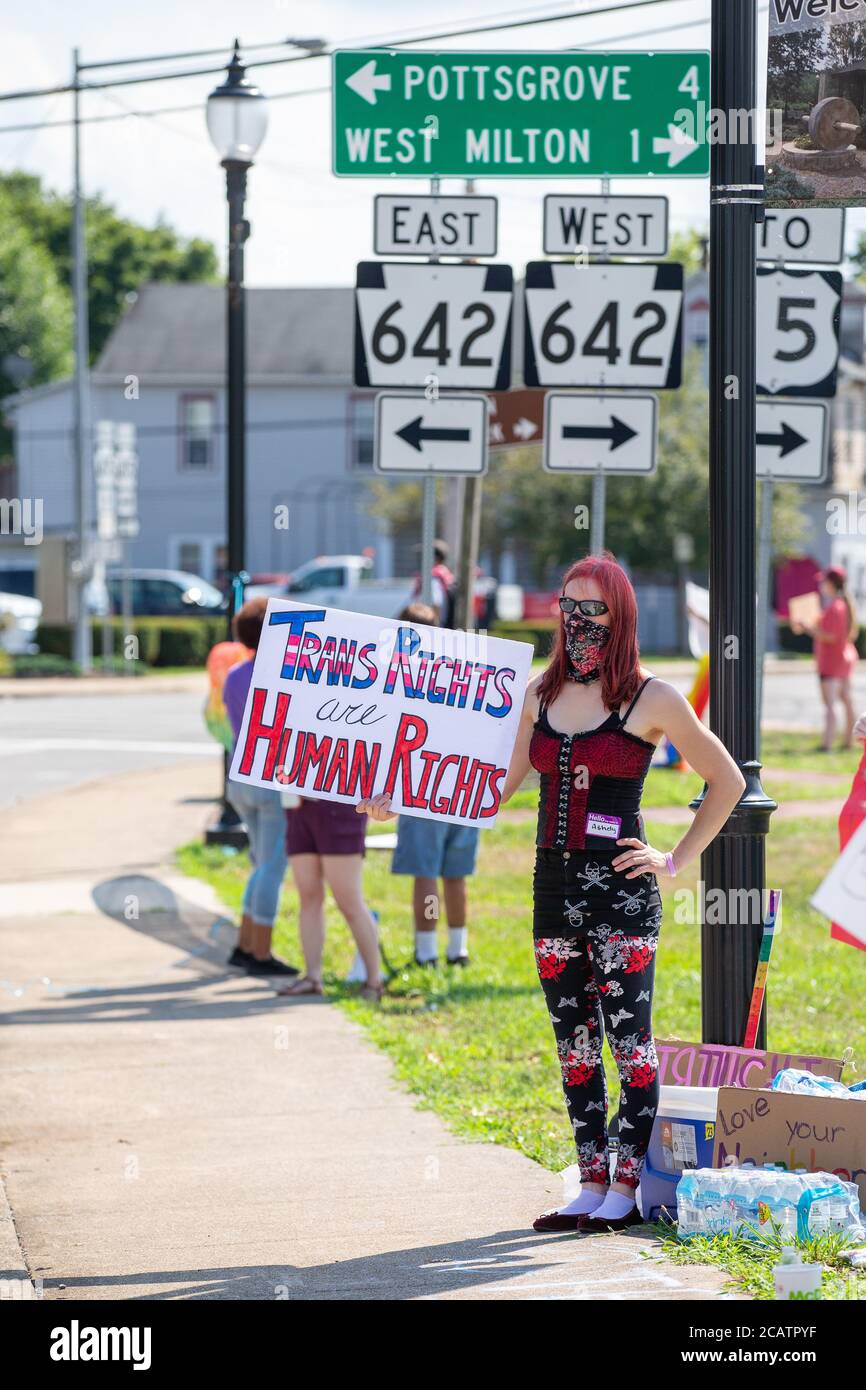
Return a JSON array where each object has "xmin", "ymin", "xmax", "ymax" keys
[{"xmin": 586, "ymin": 812, "xmax": 622, "ymax": 840}]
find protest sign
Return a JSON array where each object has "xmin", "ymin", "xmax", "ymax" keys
[
  {"xmin": 713, "ymin": 1087, "xmax": 866, "ymax": 1207},
  {"xmin": 228, "ymin": 601, "xmax": 534, "ymax": 828},
  {"xmin": 655, "ymin": 1038, "xmax": 843, "ymax": 1089},
  {"xmin": 811, "ymin": 810, "xmax": 866, "ymax": 948}
]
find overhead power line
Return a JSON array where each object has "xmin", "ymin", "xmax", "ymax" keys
[
  {"xmin": 0, "ymin": 1, "xmax": 695, "ymax": 103},
  {"xmin": 0, "ymin": 2, "xmax": 711, "ymax": 135}
]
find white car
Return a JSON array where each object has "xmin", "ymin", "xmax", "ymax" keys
[{"xmin": 0, "ymin": 591, "xmax": 41, "ymax": 655}]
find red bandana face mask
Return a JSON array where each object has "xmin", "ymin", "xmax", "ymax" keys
[{"xmin": 564, "ymin": 612, "xmax": 611, "ymax": 683}]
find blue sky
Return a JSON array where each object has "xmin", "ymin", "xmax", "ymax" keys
[{"xmin": 3, "ymin": 0, "xmax": 858, "ymax": 286}]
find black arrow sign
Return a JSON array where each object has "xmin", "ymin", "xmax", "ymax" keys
[
  {"xmin": 396, "ymin": 416, "xmax": 472, "ymax": 452},
  {"xmin": 756, "ymin": 422, "xmax": 808, "ymax": 458},
  {"xmin": 562, "ymin": 415, "xmax": 638, "ymax": 451}
]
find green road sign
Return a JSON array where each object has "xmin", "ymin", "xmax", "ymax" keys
[{"xmin": 332, "ymin": 50, "xmax": 710, "ymax": 179}]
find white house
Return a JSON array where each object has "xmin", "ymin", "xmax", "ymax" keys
[{"xmin": 6, "ymin": 282, "xmax": 388, "ymax": 588}]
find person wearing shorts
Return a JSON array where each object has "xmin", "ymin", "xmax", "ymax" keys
[
  {"xmin": 391, "ymin": 815, "xmax": 479, "ymax": 967},
  {"xmin": 276, "ymin": 797, "xmax": 383, "ymax": 1001}
]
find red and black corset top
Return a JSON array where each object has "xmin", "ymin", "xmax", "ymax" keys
[{"xmin": 529, "ymin": 703, "xmax": 656, "ymax": 851}]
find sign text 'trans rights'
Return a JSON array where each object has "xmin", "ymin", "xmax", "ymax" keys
[{"xmin": 332, "ymin": 50, "xmax": 711, "ymax": 178}]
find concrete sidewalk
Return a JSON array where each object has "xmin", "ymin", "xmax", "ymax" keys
[{"xmin": 0, "ymin": 764, "xmax": 739, "ymax": 1301}]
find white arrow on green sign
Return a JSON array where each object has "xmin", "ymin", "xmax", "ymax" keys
[{"xmin": 332, "ymin": 50, "xmax": 710, "ymax": 178}]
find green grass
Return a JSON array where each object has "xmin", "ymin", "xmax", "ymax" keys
[
  {"xmin": 657, "ymin": 1222, "xmax": 866, "ymax": 1300},
  {"xmin": 177, "ymin": 731, "xmax": 866, "ymax": 1299}
]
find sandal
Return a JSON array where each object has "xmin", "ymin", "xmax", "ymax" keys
[
  {"xmin": 276, "ymin": 975, "xmax": 323, "ymax": 997},
  {"xmin": 358, "ymin": 981, "xmax": 385, "ymax": 1003}
]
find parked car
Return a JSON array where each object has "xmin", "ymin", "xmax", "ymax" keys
[
  {"xmin": 103, "ymin": 569, "xmax": 227, "ymax": 618},
  {"xmin": 0, "ymin": 591, "xmax": 41, "ymax": 654},
  {"xmin": 246, "ymin": 555, "xmax": 414, "ymax": 619}
]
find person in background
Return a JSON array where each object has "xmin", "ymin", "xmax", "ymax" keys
[
  {"xmin": 412, "ymin": 538, "xmax": 456, "ymax": 628},
  {"xmin": 223, "ymin": 597, "xmax": 298, "ymax": 977},
  {"xmin": 372, "ymin": 601, "xmax": 479, "ymax": 969},
  {"xmin": 275, "ymin": 786, "xmax": 384, "ymax": 1002},
  {"xmin": 796, "ymin": 566, "xmax": 860, "ymax": 751}
]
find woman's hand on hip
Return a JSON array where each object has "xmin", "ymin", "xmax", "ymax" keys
[
  {"xmin": 612, "ymin": 838, "xmax": 671, "ymax": 880},
  {"xmin": 357, "ymin": 793, "xmax": 396, "ymax": 821},
  {"xmin": 854, "ymin": 713, "xmax": 866, "ymax": 744}
]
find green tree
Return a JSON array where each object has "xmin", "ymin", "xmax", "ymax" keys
[
  {"xmin": 0, "ymin": 171, "xmax": 218, "ymax": 363},
  {"xmin": 0, "ymin": 186, "xmax": 73, "ymax": 475}
]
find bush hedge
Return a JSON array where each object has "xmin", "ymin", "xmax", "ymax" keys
[
  {"xmin": 36, "ymin": 617, "xmax": 225, "ymax": 668},
  {"xmin": 491, "ymin": 620, "xmax": 557, "ymax": 658}
]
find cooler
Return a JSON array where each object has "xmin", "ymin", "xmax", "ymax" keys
[{"xmin": 639, "ymin": 1085, "xmax": 719, "ymax": 1222}]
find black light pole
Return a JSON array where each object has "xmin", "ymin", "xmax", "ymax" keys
[
  {"xmin": 692, "ymin": 0, "xmax": 777, "ymax": 1045},
  {"xmin": 205, "ymin": 41, "xmax": 268, "ymax": 846}
]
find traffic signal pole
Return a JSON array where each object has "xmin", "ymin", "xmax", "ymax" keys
[{"xmin": 695, "ymin": 0, "xmax": 777, "ymax": 1046}]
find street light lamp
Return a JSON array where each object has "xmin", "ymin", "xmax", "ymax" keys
[{"xmin": 205, "ymin": 40, "xmax": 267, "ymax": 846}]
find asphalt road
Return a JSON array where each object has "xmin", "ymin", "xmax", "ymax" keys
[
  {"xmin": 0, "ymin": 665, "xmax": 864, "ymax": 813},
  {"xmin": 0, "ymin": 691, "xmax": 220, "ymax": 810}
]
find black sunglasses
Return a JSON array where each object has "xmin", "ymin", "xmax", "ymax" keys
[{"xmin": 559, "ymin": 596, "xmax": 609, "ymax": 617}]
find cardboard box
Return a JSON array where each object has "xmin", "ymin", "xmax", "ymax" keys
[
  {"xmin": 656, "ymin": 1038, "xmax": 843, "ymax": 1090},
  {"xmin": 713, "ymin": 1087, "xmax": 866, "ymax": 1208}
]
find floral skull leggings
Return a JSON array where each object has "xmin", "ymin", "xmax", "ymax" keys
[{"xmin": 533, "ymin": 849, "xmax": 661, "ymax": 1191}]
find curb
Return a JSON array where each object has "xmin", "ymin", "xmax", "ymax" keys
[{"xmin": 0, "ymin": 1174, "xmax": 36, "ymax": 1301}]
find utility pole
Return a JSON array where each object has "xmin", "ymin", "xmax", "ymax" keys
[
  {"xmin": 454, "ymin": 176, "xmax": 482, "ymax": 632},
  {"xmin": 71, "ymin": 48, "xmax": 92, "ymax": 672},
  {"xmin": 693, "ymin": 0, "xmax": 777, "ymax": 1046}
]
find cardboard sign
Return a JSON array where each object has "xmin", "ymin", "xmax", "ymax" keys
[
  {"xmin": 229, "ymin": 601, "xmax": 533, "ymax": 828},
  {"xmin": 713, "ymin": 1087, "xmax": 866, "ymax": 1208},
  {"xmin": 655, "ymin": 1038, "xmax": 843, "ymax": 1090}
]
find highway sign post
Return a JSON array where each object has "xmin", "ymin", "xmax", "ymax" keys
[
  {"xmin": 333, "ymin": 50, "xmax": 711, "ymax": 178},
  {"xmin": 543, "ymin": 194, "xmax": 669, "ymax": 258},
  {"xmin": 354, "ymin": 261, "xmax": 513, "ymax": 390},
  {"xmin": 756, "ymin": 267, "xmax": 842, "ymax": 398},
  {"xmin": 756, "ymin": 208, "xmax": 845, "ymax": 266},
  {"xmin": 374, "ymin": 393, "xmax": 489, "ymax": 476},
  {"xmin": 524, "ymin": 262, "xmax": 683, "ymax": 390},
  {"xmin": 374, "ymin": 194, "xmax": 497, "ymax": 257}
]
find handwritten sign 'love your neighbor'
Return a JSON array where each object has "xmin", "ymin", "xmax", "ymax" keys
[{"xmin": 229, "ymin": 602, "xmax": 534, "ymax": 828}]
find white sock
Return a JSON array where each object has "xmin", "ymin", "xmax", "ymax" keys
[
  {"xmin": 345, "ymin": 949, "xmax": 367, "ymax": 983},
  {"xmin": 415, "ymin": 930, "xmax": 438, "ymax": 963},
  {"xmin": 591, "ymin": 1190, "xmax": 636, "ymax": 1220},
  {"xmin": 447, "ymin": 927, "xmax": 468, "ymax": 959},
  {"xmin": 558, "ymin": 1188, "xmax": 607, "ymax": 1217}
]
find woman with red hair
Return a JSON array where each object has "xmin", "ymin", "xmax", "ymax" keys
[{"xmin": 501, "ymin": 553, "xmax": 745, "ymax": 1233}]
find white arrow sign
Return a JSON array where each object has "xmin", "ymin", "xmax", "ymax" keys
[
  {"xmin": 756, "ymin": 399, "xmax": 829, "ymax": 483},
  {"xmin": 652, "ymin": 123, "xmax": 700, "ymax": 169},
  {"xmin": 375, "ymin": 394, "xmax": 489, "ymax": 476},
  {"xmin": 345, "ymin": 58, "xmax": 392, "ymax": 105},
  {"xmin": 544, "ymin": 393, "xmax": 658, "ymax": 475}
]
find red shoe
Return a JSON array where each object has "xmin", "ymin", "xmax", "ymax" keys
[
  {"xmin": 578, "ymin": 1205, "xmax": 645, "ymax": 1234},
  {"xmin": 532, "ymin": 1208, "xmax": 588, "ymax": 1233}
]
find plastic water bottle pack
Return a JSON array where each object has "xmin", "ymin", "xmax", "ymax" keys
[{"xmin": 676, "ymin": 1164, "xmax": 866, "ymax": 1243}]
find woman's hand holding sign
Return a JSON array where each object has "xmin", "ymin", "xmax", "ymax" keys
[{"xmin": 356, "ymin": 794, "xmax": 396, "ymax": 822}]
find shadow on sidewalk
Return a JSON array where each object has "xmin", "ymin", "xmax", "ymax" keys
[{"xmin": 38, "ymin": 1227, "xmax": 672, "ymax": 1302}]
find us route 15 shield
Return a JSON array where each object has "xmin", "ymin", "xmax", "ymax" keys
[
  {"xmin": 756, "ymin": 268, "xmax": 841, "ymax": 399},
  {"xmin": 354, "ymin": 261, "xmax": 513, "ymax": 391},
  {"xmin": 524, "ymin": 262, "xmax": 683, "ymax": 390}
]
